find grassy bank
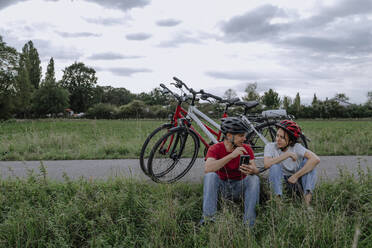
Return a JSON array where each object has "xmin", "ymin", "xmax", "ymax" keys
[
  {"xmin": 0, "ymin": 119, "xmax": 371, "ymax": 161},
  {"xmin": 0, "ymin": 167, "xmax": 371, "ymax": 247}
]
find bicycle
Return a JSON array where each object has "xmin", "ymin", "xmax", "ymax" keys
[
  {"xmin": 139, "ymin": 78, "xmax": 244, "ymax": 177},
  {"xmin": 145, "ymin": 78, "xmax": 309, "ymax": 183},
  {"xmin": 143, "ymin": 77, "xmax": 309, "ymax": 183}
]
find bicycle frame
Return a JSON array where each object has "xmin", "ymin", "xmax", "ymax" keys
[
  {"xmin": 160, "ymin": 99, "xmax": 226, "ymax": 155},
  {"xmin": 186, "ymin": 105, "xmax": 224, "ymax": 148}
]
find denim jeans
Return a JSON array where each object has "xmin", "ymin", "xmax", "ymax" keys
[
  {"xmin": 269, "ymin": 158, "xmax": 317, "ymax": 196},
  {"xmin": 202, "ymin": 172, "xmax": 260, "ymax": 227}
]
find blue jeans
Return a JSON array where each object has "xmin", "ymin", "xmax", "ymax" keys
[
  {"xmin": 269, "ymin": 159, "xmax": 317, "ymax": 196},
  {"xmin": 202, "ymin": 172, "xmax": 260, "ymax": 227}
]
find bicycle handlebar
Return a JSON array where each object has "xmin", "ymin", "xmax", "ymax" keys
[
  {"xmin": 159, "ymin": 83, "xmax": 182, "ymax": 101},
  {"xmin": 199, "ymin": 90, "xmax": 223, "ymax": 102}
]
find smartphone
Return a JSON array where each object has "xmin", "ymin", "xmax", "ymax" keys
[{"xmin": 239, "ymin": 155, "xmax": 250, "ymax": 166}]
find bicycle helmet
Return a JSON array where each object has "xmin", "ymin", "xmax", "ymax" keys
[
  {"xmin": 221, "ymin": 117, "xmax": 249, "ymax": 134},
  {"xmin": 275, "ymin": 120, "xmax": 302, "ymax": 139}
]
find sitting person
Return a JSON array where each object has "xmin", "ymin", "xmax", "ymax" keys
[
  {"xmin": 263, "ymin": 120, "xmax": 320, "ymax": 205},
  {"xmin": 201, "ymin": 117, "xmax": 260, "ymax": 227}
]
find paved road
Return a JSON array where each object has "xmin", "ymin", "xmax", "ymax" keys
[{"xmin": 0, "ymin": 156, "xmax": 371, "ymax": 183}]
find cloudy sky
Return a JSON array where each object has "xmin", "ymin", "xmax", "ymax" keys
[{"xmin": 0, "ymin": 0, "xmax": 371, "ymax": 104}]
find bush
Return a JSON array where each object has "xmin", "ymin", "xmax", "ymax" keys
[
  {"xmin": 86, "ymin": 103, "xmax": 117, "ymax": 119},
  {"xmin": 117, "ymin": 100, "xmax": 146, "ymax": 119}
]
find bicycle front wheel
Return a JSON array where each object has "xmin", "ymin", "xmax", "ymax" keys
[
  {"xmin": 148, "ymin": 127, "xmax": 200, "ymax": 183},
  {"xmin": 139, "ymin": 123, "xmax": 173, "ymax": 176}
]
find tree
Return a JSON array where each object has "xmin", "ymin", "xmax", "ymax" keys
[
  {"xmin": 60, "ymin": 62, "xmax": 98, "ymax": 112},
  {"xmin": 32, "ymin": 83, "xmax": 70, "ymax": 117},
  {"xmin": 33, "ymin": 57, "xmax": 69, "ymax": 116},
  {"xmin": 311, "ymin": 93, "xmax": 318, "ymax": 106},
  {"xmin": 20, "ymin": 40, "xmax": 41, "ymax": 89},
  {"xmin": 0, "ymin": 36, "xmax": 19, "ymax": 119},
  {"xmin": 282, "ymin": 96, "xmax": 292, "ymax": 111},
  {"xmin": 261, "ymin": 89, "xmax": 281, "ymax": 109},
  {"xmin": 43, "ymin": 57, "xmax": 56, "ymax": 84},
  {"xmin": 242, "ymin": 82, "xmax": 260, "ymax": 101},
  {"xmin": 15, "ymin": 57, "xmax": 33, "ymax": 117},
  {"xmin": 223, "ymin": 88, "xmax": 238, "ymax": 100},
  {"xmin": 367, "ymin": 91, "xmax": 372, "ymax": 107},
  {"xmin": 93, "ymin": 86, "xmax": 135, "ymax": 106},
  {"xmin": 136, "ymin": 87, "xmax": 169, "ymax": 105},
  {"xmin": 334, "ymin": 93, "xmax": 349, "ymax": 102},
  {"xmin": 148, "ymin": 87, "xmax": 169, "ymax": 105},
  {"xmin": 293, "ymin": 92, "xmax": 301, "ymax": 115},
  {"xmin": 118, "ymin": 100, "xmax": 146, "ymax": 118}
]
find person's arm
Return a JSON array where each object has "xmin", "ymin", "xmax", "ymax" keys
[
  {"xmin": 263, "ymin": 151, "xmax": 297, "ymax": 169},
  {"xmin": 288, "ymin": 150, "xmax": 320, "ymax": 184},
  {"xmin": 205, "ymin": 147, "xmax": 247, "ymax": 173}
]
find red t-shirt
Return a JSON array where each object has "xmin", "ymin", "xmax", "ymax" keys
[{"xmin": 205, "ymin": 142, "xmax": 255, "ymax": 181}]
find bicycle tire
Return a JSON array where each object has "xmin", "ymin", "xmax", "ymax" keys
[
  {"xmin": 245, "ymin": 121, "xmax": 278, "ymax": 156},
  {"xmin": 139, "ymin": 123, "xmax": 173, "ymax": 176},
  {"xmin": 147, "ymin": 127, "xmax": 200, "ymax": 183}
]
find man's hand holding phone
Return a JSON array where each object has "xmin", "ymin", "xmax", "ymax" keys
[{"xmin": 239, "ymin": 155, "xmax": 259, "ymax": 175}]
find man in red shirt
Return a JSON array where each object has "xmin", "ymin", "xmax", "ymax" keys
[{"xmin": 201, "ymin": 117, "xmax": 260, "ymax": 227}]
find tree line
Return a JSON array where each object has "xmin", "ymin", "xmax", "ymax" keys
[{"xmin": 1, "ymin": 37, "xmax": 371, "ymax": 120}]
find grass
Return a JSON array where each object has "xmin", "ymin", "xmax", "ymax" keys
[
  {"xmin": 0, "ymin": 165, "xmax": 371, "ymax": 247},
  {"xmin": 299, "ymin": 119, "xmax": 372, "ymax": 156},
  {"xmin": 0, "ymin": 118, "xmax": 371, "ymax": 161}
]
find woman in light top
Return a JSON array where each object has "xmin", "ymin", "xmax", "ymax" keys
[{"xmin": 263, "ymin": 120, "xmax": 320, "ymax": 205}]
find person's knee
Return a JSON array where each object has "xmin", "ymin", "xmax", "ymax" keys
[
  {"xmin": 244, "ymin": 175, "xmax": 260, "ymax": 189},
  {"xmin": 269, "ymin": 164, "xmax": 282, "ymax": 179},
  {"xmin": 204, "ymin": 172, "xmax": 219, "ymax": 186},
  {"xmin": 270, "ymin": 163, "xmax": 281, "ymax": 172}
]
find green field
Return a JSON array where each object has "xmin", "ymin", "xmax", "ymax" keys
[
  {"xmin": 0, "ymin": 168, "xmax": 370, "ymax": 247},
  {"xmin": 0, "ymin": 119, "xmax": 371, "ymax": 161}
]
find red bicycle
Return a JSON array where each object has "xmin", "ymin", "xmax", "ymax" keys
[
  {"xmin": 140, "ymin": 77, "xmax": 259, "ymax": 183},
  {"xmin": 139, "ymin": 79, "xmax": 240, "ymax": 177}
]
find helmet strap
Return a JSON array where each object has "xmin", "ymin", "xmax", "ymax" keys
[{"xmin": 228, "ymin": 135, "xmax": 238, "ymax": 149}]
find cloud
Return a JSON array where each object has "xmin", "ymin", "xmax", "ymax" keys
[
  {"xmin": 55, "ymin": 31, "xmax": 101, "ymax": 38},
  {"xmin": 97, "ymin": 67, "xmax": 152, "ymax": 76},
  {"xmin": 87, "ymin": 52, "xmax": 143, "ymax": 60},
  {"xmin": 126, "ymin": 32, "xmax": 152, "ymax": 40},
  {"xmin": 156, "ymin": 18, "xmax": 181, "ymax": 27},
  {"xmin": 0, "ymin": 0, "xmax": 27, "ymax": 10},
  {"xmin": 84, "ymin": 0, "xmax": 150, "ymax": 11},
  {"xmin": 31, "ymin": 39, "xmax": 83, "ymax": 60},
  {"xmin": 220, "ymin": 4, "xmax": 287, "ymax": 42},
  {"xmin": 205, "ymin": 71, "xmax": 260, "ymax": 81},
  {"xmin": 158, "ymin": 32, "xmax": 202, "ymax": 47},
  {"xmin": 0, "ymin": 0, "xmax": 150, "ymax": 11},
  {"xmin": 302, "ymin": 0, "xmax": 372, "ymax": 28},
  {"xmin": 83, "ymin": 17, "xmax": 124, "ymax": 26},
  {"xmin": 281, "ymin": 32, "xmax": 372, "ymax": 55},
  {"xmin": 219, "ymin": 0, "xmax": 372, "ymax": 57}
]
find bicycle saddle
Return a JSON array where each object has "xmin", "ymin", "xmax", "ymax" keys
[{"xmin": 234, "ymin": 101, "xmax": 259, "ymax": 109}]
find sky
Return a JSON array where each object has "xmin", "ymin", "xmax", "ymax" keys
[{"xmin": 0, "ymin": 0, "xmax": 371, "ymax": 104}]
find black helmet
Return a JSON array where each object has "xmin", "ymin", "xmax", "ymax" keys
[{"xmin": 221, "ymin": 117, "xmax": 249, "ymax": 134}]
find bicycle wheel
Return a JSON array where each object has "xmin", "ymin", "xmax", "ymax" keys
[
  {"xmin": 148, "ymin": 127, "xmax": 200, "ymax": 183},
  {"xmin": 139, "ymin": 123, "xmax": 173, "ymax": 176},
  {"xmin": 246, "ymin": 121, "xmax": 278, "ymax": 157}
]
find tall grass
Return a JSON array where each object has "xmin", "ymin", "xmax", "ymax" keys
[
  {"xmin": 0, "ymin": 119, "xmax": 371, "ymax": 161},
  {"xmin": 0, "ymin": 165, "xmax": 371, "ymax": 247}
]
